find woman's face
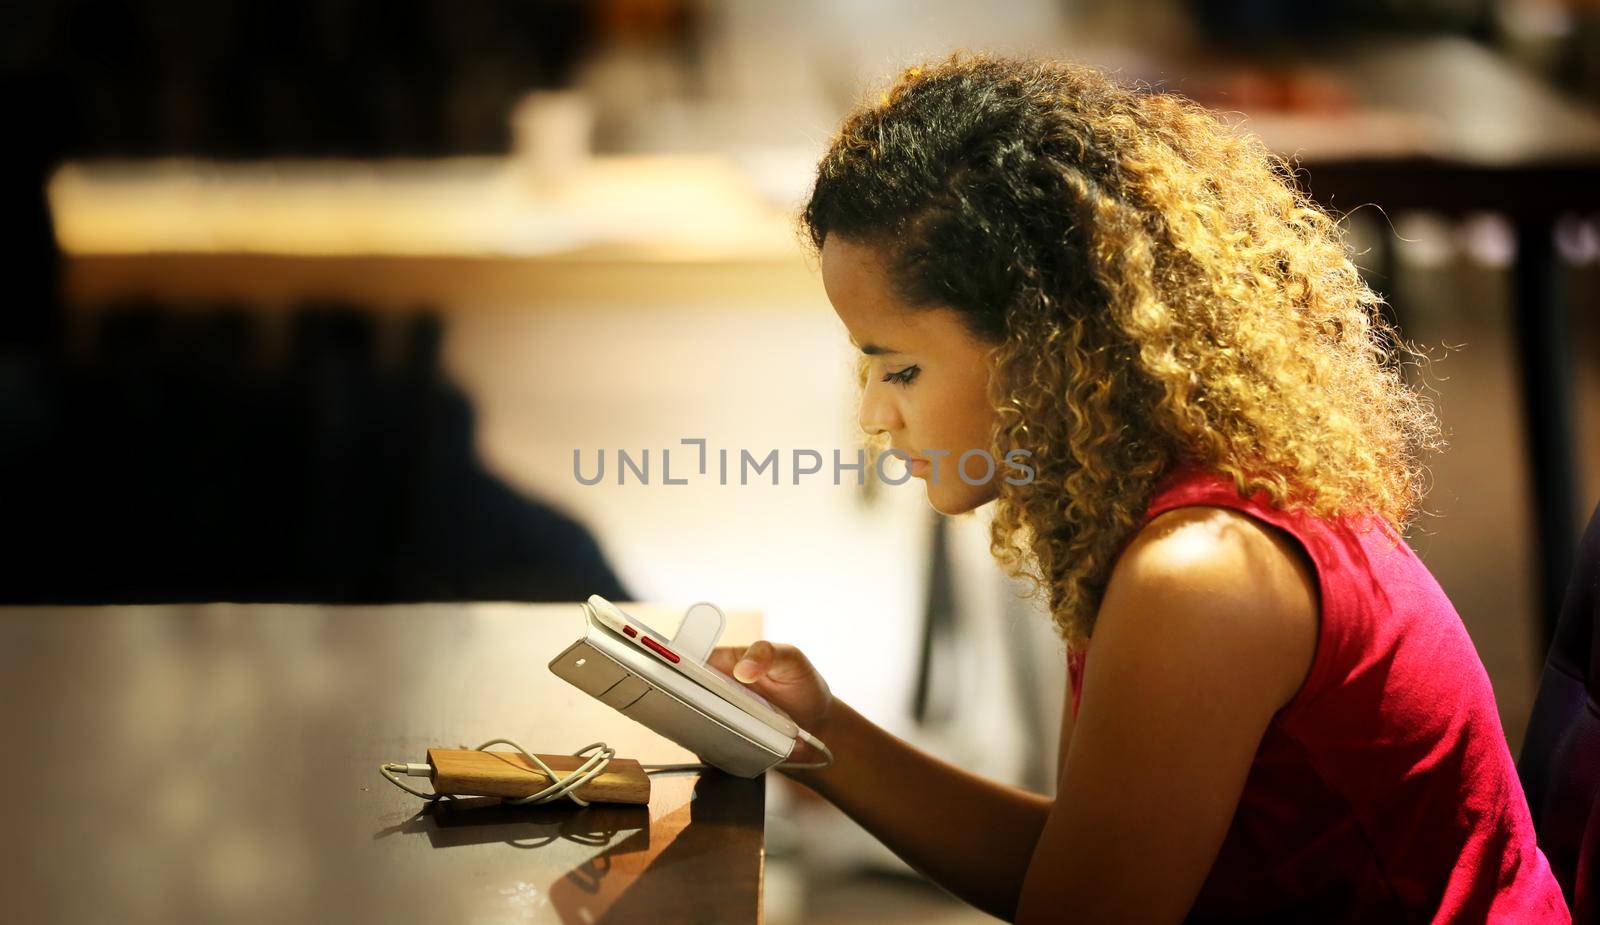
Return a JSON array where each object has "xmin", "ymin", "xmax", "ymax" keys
[{"xmin": 820, "ymin": 235, "xmax": 1002, "ymax": 515}]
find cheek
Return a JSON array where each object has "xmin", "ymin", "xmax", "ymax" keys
[
  {"xmin": 908, "ymin": 381, "xmax": 990, "ymax": 454},
  {"xmin": 948, "ymin": 372, "xmax": 996, "ymax": 448},
  {"xmin": 901, "ymin": 390, "xmax": 947, "ymax": 448}
]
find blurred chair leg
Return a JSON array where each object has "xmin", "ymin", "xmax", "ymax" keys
[
  {"xmin": 911, "ymin": 511, "xmax": 958, "ymax": 727},
  {"xmin": 1512, "ymin": 220, "xmax": 1580, "ymax": 659}
]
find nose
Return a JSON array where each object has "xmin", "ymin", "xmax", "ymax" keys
[{"xmin": 858, "ymin": 376, "xmax": 903, "ymax": 438}]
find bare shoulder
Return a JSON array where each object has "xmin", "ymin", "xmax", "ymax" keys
[{"xmin": 1097, "ymin": 505, "xmax": 1321, "ymax": 708}]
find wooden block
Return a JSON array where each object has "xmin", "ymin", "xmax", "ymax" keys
[{"xmin": 427, "ymin": 747, "xmax": 651, "ymax": 805}]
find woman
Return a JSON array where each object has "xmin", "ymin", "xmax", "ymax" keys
[{"xmin": 708, "ymin": 53, "xmax": 1569, "ymax": 923}]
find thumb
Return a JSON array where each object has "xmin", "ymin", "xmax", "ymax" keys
[{"xmin": 732, "ymin": 639, "xmax": 775, "ymax": 684}]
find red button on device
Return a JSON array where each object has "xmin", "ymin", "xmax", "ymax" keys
[
  {"xmin": 623, "ymin": 625, "xmax": 637, "ymax": 638},
  {"xmin": 640, "ymin": 635, "xmax": 680, "ymax": 663}
]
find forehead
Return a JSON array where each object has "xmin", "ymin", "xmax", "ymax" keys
[
  {"xmin": 820, "ymin": 236, "xmax": 919, "ymax": 341},
  {"xmin": 821, "ymin": 235, "xmax": 983, "ymax": 358}
]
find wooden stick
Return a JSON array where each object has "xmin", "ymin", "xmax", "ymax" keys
[{"xmin": 426, "ymin": 747, "xmax": 651, "ymax": 805}]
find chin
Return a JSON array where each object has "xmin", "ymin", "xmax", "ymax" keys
[{"xmin": 924, "ymin": 479, "xmax": 999, "ymax": 516}]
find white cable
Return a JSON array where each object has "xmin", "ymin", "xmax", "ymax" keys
[
  {"xmin": 776, "ymin": 728, "xmax": 834, "ymax": 771},
  {"xmin": 379, "ymin": 729, "xmax": 833, "ymax": 806}
]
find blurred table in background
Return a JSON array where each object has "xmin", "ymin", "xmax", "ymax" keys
[
  {"xmin": 1263, "ymin": 37, "xmax": 1600, "ymax": 656},
  {"xmin": 45, "ymin": 36, "xmax": 1600, "ymax": 653},
  {"xmin": 48, "ymin": 152, "xmax": 820, "ymax": 311},
  {"xmin": 0, "ymin": 602, "xmax": 767, "ymax": 923}
]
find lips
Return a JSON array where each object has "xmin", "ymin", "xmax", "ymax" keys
[{"xmin": 889, "ymin": 448, "xmax": 931, "ymax": 476}]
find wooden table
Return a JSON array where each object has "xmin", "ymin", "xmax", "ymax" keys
[{"xmin": 0, "ymin": 602, "xmax": 768, "ymax": 923}]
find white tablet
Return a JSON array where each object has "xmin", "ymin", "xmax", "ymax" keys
[
  {"xmin": 548, "ymin": 595, "xmax": 802, "ymax": 778},
  {"xmin": 583, "ymin": 596, "xmax": 798, "ymax": 738}
]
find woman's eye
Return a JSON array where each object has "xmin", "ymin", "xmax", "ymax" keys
[{"xmin": 881, "ymin": 365, "xmax": 921, "ymax": 387}]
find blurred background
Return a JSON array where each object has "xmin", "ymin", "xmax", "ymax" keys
[{"xmin": 4, "ymin": 0, "xmax": 1600, "ymax": 921}]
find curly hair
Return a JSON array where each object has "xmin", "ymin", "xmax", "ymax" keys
[{"xmin": 801, "ymin": 52, "xmax": 1446, "ymax": 645}]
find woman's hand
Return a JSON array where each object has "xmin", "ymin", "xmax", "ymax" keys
[{"xmin": 707, "ymin": 640, "xmax": 836, "ymax": 737}]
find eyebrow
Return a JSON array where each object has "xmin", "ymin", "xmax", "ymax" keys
[{"xmin": 854, "ymin": 342, "xmax": 903, "ymax": 356}]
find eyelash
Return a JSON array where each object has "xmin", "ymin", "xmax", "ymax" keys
[{"xmin": 881, "ymin": 365, "xmax": 921, "ymax": 387}]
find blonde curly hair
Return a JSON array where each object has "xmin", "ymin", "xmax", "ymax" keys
[{"xmin": 801, "ymin": 52, "xmax": 1446, "ymax": 645}]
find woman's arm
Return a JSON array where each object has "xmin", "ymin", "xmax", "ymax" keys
[
  {"xmin": 1015, "ymin": 507, "xmax": 1320, "ymax": 924},
  {"xmin": 782, "ymin": 699, "xmax": 1055, "ymax": 920},
  {"xmin": 784, "ymin": 506, "xmax": 1316, "ymax": 924}
]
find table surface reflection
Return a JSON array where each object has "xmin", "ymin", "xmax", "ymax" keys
[{"xmin": 0, "ymin": 602, "xmax": 767, "ymax": 924}]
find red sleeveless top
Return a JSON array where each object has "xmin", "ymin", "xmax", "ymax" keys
[{"xmin": 1067, "ymin": 463, "xmax": 1568, "ymax": 923}]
